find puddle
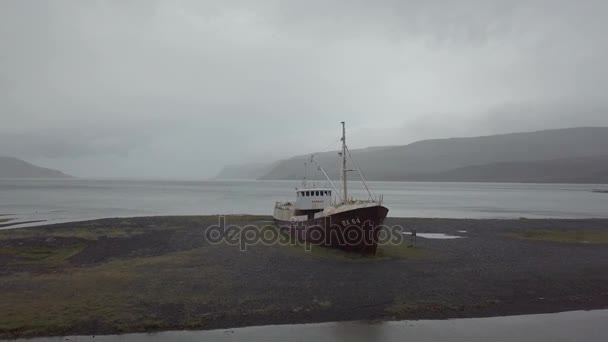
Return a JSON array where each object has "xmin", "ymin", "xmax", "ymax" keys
[
  {"xmin": 402, "ymin": 232, "xmax": 464, "ymax": 239},
  {"xmin": 18, "ymin": 309, "xmax": 608, "ymax": 342}
]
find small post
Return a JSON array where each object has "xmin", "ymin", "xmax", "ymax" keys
[{"xmin": 410, "ymin": 227, "xmax": 417, "ymax": 247}]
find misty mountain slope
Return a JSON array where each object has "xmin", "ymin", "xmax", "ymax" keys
[
  {"xmin": 406, "ymin": 156, "xmax": 608, "ymax": 183},
  {"xmin": 250, "ymin": 127, "xmax": 608, "ymax": 181},
  {"xmin": 0, "ymin": 157, "xmax": 73, "ymax": 178}
]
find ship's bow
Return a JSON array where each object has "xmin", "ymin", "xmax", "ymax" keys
[{"xmin": 321, "ymin": 204, "xmax": 389, "ymax": 255}]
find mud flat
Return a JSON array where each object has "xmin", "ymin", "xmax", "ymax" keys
[{"xmin": 1, "ymin": 216, "xmax": 607, "ymax": 339}]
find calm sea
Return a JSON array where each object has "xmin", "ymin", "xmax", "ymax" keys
[{"xmin": 1, "ymin": 179, "xmax": 607, "ymax": 228}]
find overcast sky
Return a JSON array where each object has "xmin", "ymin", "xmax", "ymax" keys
[{"xmin": 1, "ymin": 0, "xmax": 607, "ymax": 179}]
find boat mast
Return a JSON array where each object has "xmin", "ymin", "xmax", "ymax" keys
[{"xmin": 341, "ymin": 121, "xmax": 348, "ymax": 204}]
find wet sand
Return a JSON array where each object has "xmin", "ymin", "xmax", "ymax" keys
[{"xmin": 1, "ymin": 216, "xmax": 607, "ymax": 338}]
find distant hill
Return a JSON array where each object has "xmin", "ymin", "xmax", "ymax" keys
[
  {"xmin": 0, "ymin": 157, "xmax": 73, "ymax": 178},
  {"xmin": 216, "ymin": 127, "xmax": 608, "ymax": 183},
  {"xmin": 405, "ymin": 156, "xmax": 608, "ymax": 183}
]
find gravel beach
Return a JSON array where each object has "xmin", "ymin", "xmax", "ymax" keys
[{"xmin": 1, "ymin": 215, "xmax": 607, "ymax": 338}]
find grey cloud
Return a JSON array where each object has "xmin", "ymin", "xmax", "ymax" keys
[
  {"xmin": 0, "ymin": 132, "xmax": 133, "ymax": 159},
  {"xmin": 1, "ymin": 0, "xmax": 607, "ymax": 178}
]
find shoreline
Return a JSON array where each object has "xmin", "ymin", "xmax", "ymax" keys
[
  {"xmin": 1, "ymin": 215, "xmax": 607, "ymax": 338},
  {"xmin": 12, "ymin": 309, "xmax": 608, "ymax": 341},
  {"xmin": 0, "ymin": 219, "xmax": 47, "ymax": 229},
  {"xmin": 4, "ymin": 214, "xmax": 608, "ymax": 230}
]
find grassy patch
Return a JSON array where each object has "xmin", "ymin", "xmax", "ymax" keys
[
  {"xmin": 272, "ymin": 229, "xmax": 375, "ymax": 261},
  {"xmin": 508, "ymin": 230, "xmax": 608, "ymax": 244},
  {"xmin": 0, "ymin": 221, "xmax": 173, "ymax": 241},
  {"xmin": 273, "ymin": 226, "xmax": 426, "ymax": 261},
  {"xmin": 1, "ymin": 216, "xmax": 435, "ymax": 338},
  {"xmin": 385, "ymin": 299, "xmax": 501, "ymax": 318},
  {"xmin": 0, "ymin": 217, "xmax": 13, "ymax": 223},
  {"xmin": 0, "ymin": 215, "xmax": 271, "ymax": 241},
  {"xmin": 0, "ymin": 246, "xmax": 242, "ymax": 339},
  {"xmin": 303, "ymin": 245, "xmax": 380, "ymax": 261},
  {"xmin": 0, "ymin": 227, "xmax": 144, "ymax": 241},
  {"xmin": 221, "ymin": 215, "xmax": 272, "ymax": 222},
  {"xmin": 186, "ymin": 215, "xmax": 271, "ymax": 225},
  {"xmin": 299, "ymin": 243, "xmax": 426, "ymax": 261},
  {"xmin": 312, "ymin": 298, "xmax": 332, "ymax": 308},
  {"xmin": 376, "ymin": 244, "xmax": 426, "ymax": 259},
  {"xmin": 0, "ymin": 244, "xmax": 86, "ymax": 264},
  {"xmin": 385, "ymin": 302, "xmax": 446, "ymax": 316},
  {"xmin": 0, "ymin": 217, "xmax": 368, "ymax": 338}
]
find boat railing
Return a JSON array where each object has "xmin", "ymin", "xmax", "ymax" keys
[
  {"xmin": 331, "ymin": 193, "xmax": 383, "ymax": 207},
  {"xmin": 275, "ymin": 201, "xmax": 293, "ymax": 209}
]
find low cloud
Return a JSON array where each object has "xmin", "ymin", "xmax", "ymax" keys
[{"xmin": 1, "ymin": 0, "xmax": 607, "ymax": 178}]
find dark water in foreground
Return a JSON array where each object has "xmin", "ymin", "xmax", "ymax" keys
[
  {"xmin": 17, "ymin": 310, "xmax": 608, "ymax": 342},
  {"xmin": 1, "ymin": 179, "xmax": 608, "ymax": 228}
]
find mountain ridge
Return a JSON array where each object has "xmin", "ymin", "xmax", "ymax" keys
[
  {"xmin": 216, "ymin": 127, "xmax": 608, "ymax": 183},
  {"xmin": 0, "ymin": 156, "xmax": 73, "ymax": 179}
]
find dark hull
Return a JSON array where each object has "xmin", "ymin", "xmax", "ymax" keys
[{"xmin": 274, "ymin": 205, "xmax": 389, "ymax": 255}]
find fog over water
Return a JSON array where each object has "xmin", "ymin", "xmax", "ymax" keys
[{"xmin": 1, "ymin": 0, "xmax": 608, "ymax": 179}]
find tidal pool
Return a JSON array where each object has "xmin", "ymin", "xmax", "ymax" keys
[{"xmin": 402, "ymin": 232, "xmax": 465, "ymax": 239}]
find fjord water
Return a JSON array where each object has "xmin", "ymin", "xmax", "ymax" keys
[
  {"xmin": 1, "ymin": 178, "xmax": 607, "ymax": 228},
  {"xmin": 17, "ymin": 310, "xmax": 608, "ymax": 342}
]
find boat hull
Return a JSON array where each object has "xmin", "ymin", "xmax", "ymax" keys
[{"xmin": 274, "ymin": 205, "xmax": 389, "ymax": 255}]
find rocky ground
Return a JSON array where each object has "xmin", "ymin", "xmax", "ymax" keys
[{"xmin": 0, "ymin": 216, "xmax": 607, "ymax": 339}]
